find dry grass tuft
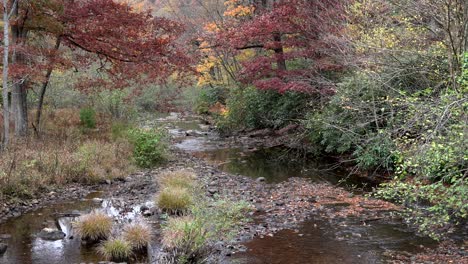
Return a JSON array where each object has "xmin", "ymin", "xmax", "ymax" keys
[
  {"xmin": 157, "ymin": 186, "xmax": 193, "ymax": 214},
  {"xmin": 98, "ymin": 237, "xmax": 133, "ymax": 262},
  {"xmin": 122, "ymin": 223, "xmax": 152, "ymax": 250},
  {"xmin": 159, "ymin": 169, "xmax": 196, "ymax": 189},
  {"xmin": 74, "ymin": 211, "xmax": 113, "ymax": 242}
]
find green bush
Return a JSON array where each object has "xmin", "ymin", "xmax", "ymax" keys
[
  {"xmin": 111, "ymin": 121, "xmax": 132, "ymax": 141},
  {"xmin": 217, "ymin": 86, "xmax": 309, "ymax": 133},
  {"xmin": 128, "ymin": 128, "xmax": 168, "ymax": 168},
  {"xmin": 304, "ymin": 73, "xmax": 398, "ymax": 170},
  {"xmin": 195, "ymin": 85, "xmax": 228, "ymax": 114},
  {"xmin": 374, "ymin": 177, "xmax": 467, "ymax": 240},
  {"xmin": 374, "ymin": 90, "xmax": 467, "ymax": 239},
  {"xmin": 157, "ymin": 186, "xmax": 193, "ymax": 214},
  {"xmin": 160, "ymin": 198, "xmax": 250, "ymax": 263},
  {"xmin": 79, "ymin": 107, "xmax": 97, "ymax": 129}
]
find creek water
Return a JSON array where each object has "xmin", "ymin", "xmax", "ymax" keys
[{"xmin": 0, "ymin": 114, "xmax": 437, "ymax": 263}]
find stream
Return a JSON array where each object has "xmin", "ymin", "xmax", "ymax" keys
[{"xmin": 0, "ymin": 113, "xmax": 438, "ymax": 263}]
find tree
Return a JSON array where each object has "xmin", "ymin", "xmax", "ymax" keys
[
  {"xmin": 1, "ymin": 0, "xmax": 17, "ymax": 148},
  {"xmin": 2, "ymin": 0, "xmax": 192, "ymax": 137},
  {"xmin": 206, "ymin": 0, "xmax": 349, "ymax": 93}
]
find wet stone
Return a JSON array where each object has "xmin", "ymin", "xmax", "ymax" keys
[
  {"xmin": 92, "ymin": 198, "xmax": 104, "ymax": 203},
  {"xmin": 0, "ymin": 243, "xmax": 7, "ymax": 255},
  {"xmin": 256, "ymin": 177, "xmax": 266, "ymax": 182},
  {"xmin": 38, "ymin": 228, "xmax": 66, "ymax": 241}
]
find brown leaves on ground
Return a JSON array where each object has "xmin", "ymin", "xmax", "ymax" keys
[{"xmin": 263, "ymin": 178, "xmax": 398, "ymax": 225}]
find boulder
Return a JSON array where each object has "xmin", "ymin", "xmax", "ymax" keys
[
  {"xmin": 0, "ymin": 243, "xmax": 7, "ymax": 255},
  {"xmin": 38, "ymin": 228, "xmax": 66, "ymax": 241}
]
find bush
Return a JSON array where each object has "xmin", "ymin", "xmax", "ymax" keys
[
  {"xmin": 75, "ymin": 211, "xmax": 113, "ymax": 242},
  {"xmin": 195, "ymin": 85, "xmax": 228, "ymax": 114},
  {"xmin": 95, "ymin": 89, "xmax": 136, "ymax": 121},
  {"xmin": 128, "ymin": 128, "xmax": 169, "ymax": 168},
  {"xmin": 98, "ymin": 238, "xmax": 133, "ymax": 262},
  {"xmin": 75, "ymin": 139, "xmax": 135, "ymax": 183},
  {"xmin": 157, "ymin": 187, "xmax": 193, "ymax": 214},
  {"xmin": 216, "ymin": 86, "xmax": 309, "ymax": 133},
  {"xmin": 122, "ymin": 223, "xmax": 152, "ymax": 250},
  {"xmin": 374, "ymin": 177, "xmax": 467, "ymax": 240},
  {"xmin": 304, "ymin": 73, "xmax": 398, "ymax": 170},
  {"xmin": 111, "ymin": 121, "xmax": 132, "ymax": 141},
  {"xmin": 79, "ymin": 107, "xmax": 97, "ymax": 129},
  {"xmin": 159, "ymin": 169, "xmax": 196, "ymax": 189},
  {"xmin": 374, "ymin": 90, "xmax": 467, "ymax": 239},
  {"xmin": 160, "ymin": 198, "xmax": 250, "ymax": 263}
]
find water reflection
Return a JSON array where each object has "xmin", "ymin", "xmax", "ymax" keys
[
  {"xmin": 0, "ymin": 193, "xmax": 154, "ymax": 264},
  {"xmin": 234, "ymin": 217, "xmax": 436, "ymax": 264}
]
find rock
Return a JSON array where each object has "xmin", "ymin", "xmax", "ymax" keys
[
  {"xmin": 246, "ymin": 128, "xmax": 273, "ymax": 137},
  {"xmin": 38, "ymin": 228, "xmax": 66, "ymax": 240},
  {"xmin": 0, "ymin": 234, "xmax": 11, "ymax": 240},
  {"xmin": 256, "ymin": 177, "xmax": 266, "ymax": 182},
  {"xmin": 105, "ymin": 180, "xmax": 112, "ymax": 185},
  {"xmin": 275, "ymin": 124, "xmax": 299, "ymax": 135},
  {"xmin": 0, "ymin": 243, "xmax": 7, "ymax": 255},
  {"xmin": 208, "ymin": 188, "xmax": 218, "ymax": 195},
  {"xmin": 142, "ymin": 210, "xmax": 152, "ymax": 217},
  {"xmin": 92, "ymin": 198, "xmax": 104, "ymax": 203},
  {"xmin": 139, "ymin": 205, "xmax": 150, "ymax": 213},
  {"xmin": 275, "ymin": 201, "xmax": 285, "ymax": 206}
]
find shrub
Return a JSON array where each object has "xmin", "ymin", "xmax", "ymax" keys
[
  {"xmin": 195, "ymin": 85, "xmax": 228, "ymax": 114},
  {"xmin": 216, "ymin": 86, "xmax": 309, "ymax": 133},
  {"xmin": 160, "ymin": 198, "xmax": 250, "ymax": 263},
  {"xmin": 304, "ymin": 73, "xmax": 398, "ymax": 170},
  {"xmin": 122, "ymin": 223, "xmax": 152, "ymax": 250},
  {"xmin": 161, "ymin": 216, "xmax": 211, "ymax": 263},
  {"xmin": 95, "ymin": 89, "xmax": 136, "ymax": 121},
  {"xmin": 157, "ymin": 187, "xmax": 193, "ymax": 214},
  {"xmin": 98, "ymin": 238, "xmax": 133, "ymax": 262},
  {"xmin": 111, "ymin": 121, "xmax": 132, "ymax": 141},
  {"xmin": 75, "ymin": 211, "xmax": 113, "ymax": 242},
  {"xmin": 79, "ymin": 107, "xmax": 97, "ymax": 129},
  {"xmin": 159, "ymin": 169, "xmax": 196, "ymax": 189},
  {"xmin": 128, "ymin": 128, "xmax": 169, "ymax": 168},
  {"xmin": 75, "ymin": 140, "xmax": 135, "ymax": 183},
  {"xmin": 375, "ymin": 91, "xmax": 467, "ymax": 239},
  {"xmin": 374, "ymin": 177, "xmax": 467, "ymax": 240}
]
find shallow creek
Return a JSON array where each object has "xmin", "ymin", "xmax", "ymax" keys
[{"xmin": 0, "ymin": 113, "xmax": 437, "ymax": 263}]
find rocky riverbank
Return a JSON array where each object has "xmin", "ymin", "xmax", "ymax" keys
[{"xmin": 1, "ymin": 113, "xmax": 466, "ymax": 263}]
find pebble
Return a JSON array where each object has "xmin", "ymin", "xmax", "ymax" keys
[
  {"xmin": 92, "ymin": 198, "xmax": 104, "ymax": 203},
  {"xmin": 0, "ymin": 242, "xmax": 7, "ymax": 255}
]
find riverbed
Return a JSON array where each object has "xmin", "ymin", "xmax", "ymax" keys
[{"xmin": 0, "ymin": 113, "xmax": 452, "ymax": 264}]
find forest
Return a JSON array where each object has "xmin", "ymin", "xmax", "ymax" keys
[{"xmin": 0, "ymin": 0, "xmax": 466, "ymax": 263}]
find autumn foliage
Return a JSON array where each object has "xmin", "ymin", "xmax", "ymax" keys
[{"xmin": 203, "ymin": 0, "xmax": 349, "ymax": 93}]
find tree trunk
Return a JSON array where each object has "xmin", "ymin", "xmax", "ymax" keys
[
  {"xmin": 1, "ymin": 0, "xmax": 11, "ymax": 149},
  {"xmin": 273, "ymin": 33, "xmax": 287, "ymax": 71},
  {"xmin": 10, "ymin": 0, "xmax": 28, "ymax": 137},
  {"xmin": 35, "ymin": 36, "xmax": 61, "ymax": 131}
]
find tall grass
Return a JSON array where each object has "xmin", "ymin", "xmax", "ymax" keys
[{"xmin": 0, "ymin": 109, "xmax": 136, "ymax": 199}]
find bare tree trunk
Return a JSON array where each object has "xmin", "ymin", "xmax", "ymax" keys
[
  {"xmin": 35, "ymin": 36, "xmax": 61, "ymax": 132},
  {"xmin": 273, "ymin": 33, "xmax": 287, "ymax": 71},
  {"xmin": 10, "ymin": 0, "xmax": 28, "ymax": 137},
  {"xmin": 1, "ymin": 0, "xmax": 15, "ymax": 149}
]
